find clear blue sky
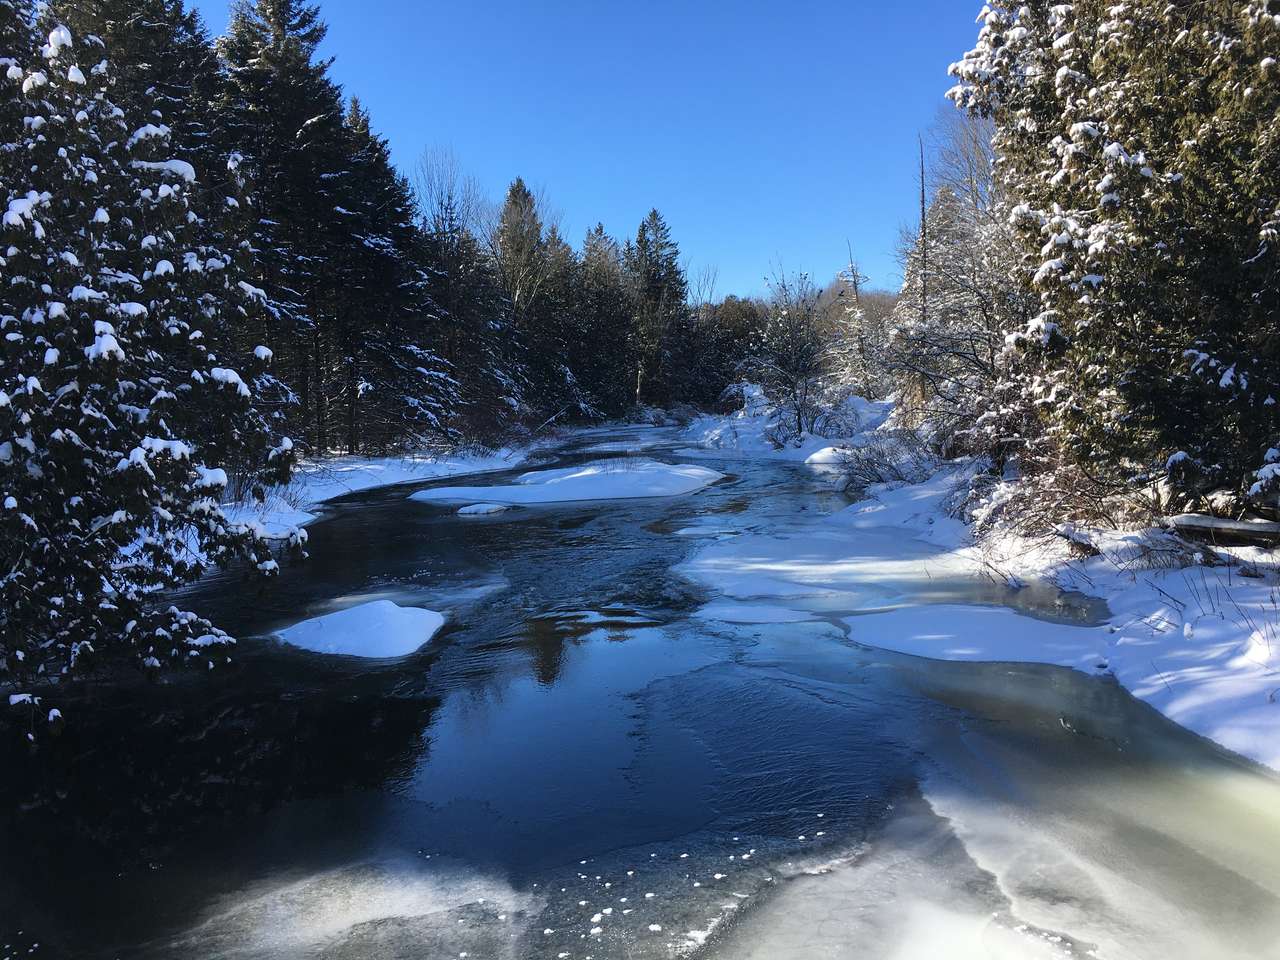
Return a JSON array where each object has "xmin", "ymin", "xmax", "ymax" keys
[{"xmin": 191, "ymin": 0, "xmax": 983, "ymax": 297}]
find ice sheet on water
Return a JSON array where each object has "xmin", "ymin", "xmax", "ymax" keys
[{"xmin": 151, "ymin": 858, "xmax": 537, "ymax": 960}]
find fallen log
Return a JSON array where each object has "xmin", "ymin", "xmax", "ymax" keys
[{"xmin": 1166, "ymin": 513, "xmax": 1280, "ymax": 546}]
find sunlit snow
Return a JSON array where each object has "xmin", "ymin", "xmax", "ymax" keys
[
  {"xmin": 409, "ymin": 459, "xmax": 723, "ymax": 506},
  {"xmin": 276, "ymin": 599, "xmax": 444, "ymax": 658}
]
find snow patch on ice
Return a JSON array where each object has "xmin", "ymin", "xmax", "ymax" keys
[
  {"xmin": 410, "ymin": 459, "xmax": 723, "ymax": 506},
  {"xmin": 277, "ymin": 600, "xmax": 444, "ymax": 658}
]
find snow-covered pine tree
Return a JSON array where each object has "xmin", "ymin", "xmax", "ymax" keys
[
  {"xmin": 0, "ymin": 13, "xmax": 294, "ymax": 725},
  {"xmin": 413, "ymin": 156, "xmax": 529, "ymax": 438},
  {"xmin": 61, "ymin": 0, "xmax": 221, "ymax": 174},
  {"xmin": 216, "ymin": 0, "xmax": 347, "ymax": 451},
  {"xmin": 527, "ymin": 224, "xmax": 596, "ymax": 420},
  {"xmin": 219, "ymin": 0, "xmax": 461, "ymax": 453},
  {"xmin": 332, "ymin": 98, "xmax": 457, "ymax": 452},
  {"xmin": 949, "ymin": 1, "xmax": 1280, "ymax": 517}
]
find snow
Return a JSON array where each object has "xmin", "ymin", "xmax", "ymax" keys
[
  {"xmin": 85, "ymin": 332, "xmax": 124, "ymax": 362},
  {"xmin": 681, "ymin": 404, "xmax": 1280, "ymax": 772},
  {"xmin": 127, "ymin": 123, "xmax": 171, "ymax": 149},
  {"xmin": 409, "ymin": 459, "xmax": 723, "ymax": 506},
  {"xmin": 131, "ymin": 159, "xmax": 197, "ymax": 184},
  {"xmin": 276, "ymin": 600, "xmax": 444, "ymax": 658},
  {"xmin": 458, "ymin": 503, "xmax": 510, "ymax": 516},
  {"xmin": 46, "ymin": 25, "xmax": 73, "ymax": 54},
  {"xmin": 223, "ymin": 446, "xmax": 532, "ymax": 540},
  {"xmin": 678, "ymin": 387, "xmax": 892, "ymax": 463},
  {"xmin": 209, "ymin": 367, "xmax": 250, "ymax": 397}
]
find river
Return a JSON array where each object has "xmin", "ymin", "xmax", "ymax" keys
[{"xmin": 3, "ymin": 426, "xmax": 1279, "ymax": 959}]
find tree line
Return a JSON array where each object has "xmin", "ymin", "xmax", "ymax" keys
[
  {"xmin": 837, "ymin": 1, "xmax": 1280, "ymax": 532},
  {"xmin": 0, "ymin": 0, "xmax": 786, "ymax": 717}
]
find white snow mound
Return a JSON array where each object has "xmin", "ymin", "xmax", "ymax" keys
[
  {"xmin": 410, "ymin": 459, "xmax": 723, "ymax": 506},
  {"xmin": 277, "ymin": 600, "xmax": 445, "ymax": 658}
]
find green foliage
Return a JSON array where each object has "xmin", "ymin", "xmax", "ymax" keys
[
  {"xmin": 0, "ymin": 7, "xmax": 294, "ymax": 708},
  {"xmin": 950, "ymin": 0, "xmax": 1280, "ymax": 510}
]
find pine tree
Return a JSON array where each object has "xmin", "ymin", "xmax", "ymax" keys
[
  {"xmin": 59, "ymin": 0, "xmax": 221, "ymax": 173},
  {"xmin": 217, "ymin": 0, "xmax": 347, "ymax": 451},
  {"xmin": 624, "ymin": 209, "xmax": 686, "ymax": 406},
  {"xmin": 491, "ymin": 177, "xmax": 548, "ymax": 329},
  {"xmin": 575, "ymin": 223, "xmax": 634, "ymax": 416},
  {"xmin": 417, "ymin": 172, "xmax": 523, "ymax": 437},
  {"xmin": 0, "ymin": 14, "xmax": 294, "ymax": 723},
  {"xmin": 330, "ymin": 98, "xmax": 456, "ymax": 452}
]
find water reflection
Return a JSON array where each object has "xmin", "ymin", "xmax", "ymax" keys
[{"xmin": 2, "ymin": 428, "xmax": 1277, "ymax": 960}]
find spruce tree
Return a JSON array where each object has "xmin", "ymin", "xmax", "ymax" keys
[
  {"xmin": 624, "ymin": 209, "xmax": 686, "ymax": 406},
  {"xmin": 418, "ymin": 177, "xmax": 522, "ymax": 437},
  {"xmin": 0, "ymin": 13, "xmax": 293, "ymax": 721},
  {"xmin": 334, "ymin": 98, "xmax": 455, "ymax": 451},
  {"xmin": 217, "ymin": 0, "xmax": 347, "ymax": 450},
  {"xmin": 576, "ymin": 223, "xmax": 634, "ymax": 416}
]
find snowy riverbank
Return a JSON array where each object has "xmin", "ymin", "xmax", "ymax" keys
[
  {"xmin": 680, "ymin": 402, "xmax": 1280, "ymax": 772},
  {"xmin": 223, "ymin": 445, "xmax": 535, "ymax": 539}
]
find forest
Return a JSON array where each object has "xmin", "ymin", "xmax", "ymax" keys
[
  {"xmin": 4, "ymin": 3, "xmax": 1280, "ymax": 958},
  {"xmin": 2, "ymin": 0, "xmax": 1279, "ymax": 753}
]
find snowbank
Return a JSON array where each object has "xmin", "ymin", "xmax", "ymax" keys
[
  {"xmin": 224, "ymin": 446, "xmax": 530, "ymax": 538},
  {"xmin": 276, "ymin": 600, "xmax": 445, "ymax": 658},
  {"xmin": 681, "ymin": 407, "xmax": 1280, "ymax": 771},
  {"xmin": 409, "ymin": 459, "xmax": 723, "ymax": 506},
  {"xmin": 678, "ymin": 386, "xmax": 892, "ymax": 463}
]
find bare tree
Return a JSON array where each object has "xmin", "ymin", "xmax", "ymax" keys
[
  {"xmin": 688, "ymin": 262, "xmax": 720, "ymax": 315},
  {"xmin": 413, "ymin": 146, "xmax": 488, "ymax": 234}
]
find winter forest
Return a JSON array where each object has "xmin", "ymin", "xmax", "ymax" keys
[{"xmin": 3, "ymin": 1, "xmax": 1280, "ymax": 958}]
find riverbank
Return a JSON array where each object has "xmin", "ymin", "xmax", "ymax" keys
[
  {"xmin": 679, "ymin": 404, "xmax": 1280, "ymax": 772},
  {"xmin": 222, "ymin": 444, "xmax": 537, "ymax": 539}
]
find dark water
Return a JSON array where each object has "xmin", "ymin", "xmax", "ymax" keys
[{"xmin": 3, "ymin": 427, "xmax": 1279, "ymax": 960}]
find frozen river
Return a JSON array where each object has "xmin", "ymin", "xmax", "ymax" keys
[{"xmin": 3, "ymin": 427, "xmax": 1279, "ymax": 959}]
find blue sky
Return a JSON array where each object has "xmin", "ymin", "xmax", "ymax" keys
[{"xmin": 191, "ymin": 0, "xmax": 983, "ymax": 296}]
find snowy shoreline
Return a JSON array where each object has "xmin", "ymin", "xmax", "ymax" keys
[
  {"xmin": 221, "ymin": 443, "xmax": 537, "ymax": 539},
  {"xmin": 678, "ymin": 407, "xmax": 1280, "ymax": 773}
]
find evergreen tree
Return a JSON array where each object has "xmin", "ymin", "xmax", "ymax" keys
[
  {"xmin": 491, "ymin": 176, "xmax": 548, "ymax": 330},
  {"xmin": 417, "ymin": 165, "xmax": 525, "ymax": 437},
  {"xmin": 217, "ymin": 0, "xmax": 347, "ymax": 450},
  {"xmin": 331, "ymin": 98, "xmax": 455, "ymax": 451},
  {"xmin": 950, "ymin": 0, "xmax": 1280, "ymax": 515},
  {"xmin": 0, "ymin": 14, "xmax": 293, "ymax": 719},
  {"xmin": 624, "ymin": 209, "xmax": 686, "ymax": 406},
  {"xmin": 574, "ymin": 223, "xmax": 634, "ymax": 416},
  {"xmin": 59, "ymin": 0, "xmax": 221, "ymax": 174}
]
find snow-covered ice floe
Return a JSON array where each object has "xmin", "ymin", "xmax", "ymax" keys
[
  {"xmin": 409, "ymin": 459, "xmax": 724, "ymax": 506},
  {"xmin": 276, "ymin": 600, "xmax": 445, "ymax": 658}
]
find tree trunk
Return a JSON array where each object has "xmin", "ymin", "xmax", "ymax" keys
[{"xmin": 345, "ymin": 360, "xmax": 358, "ymax": 455}]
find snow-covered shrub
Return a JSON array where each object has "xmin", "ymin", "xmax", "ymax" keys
[
  {"xmin": 810, "ymin": 387, "xmax": 864, "ymax": 439},
  {"xmin": 837, "ymin": 431, "xmax": 937, "ymax": 495}
]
